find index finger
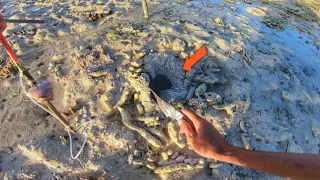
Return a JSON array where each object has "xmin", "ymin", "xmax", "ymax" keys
[{"xmin": 181, "ymin": 108, "xmax": 203, "ymax": 128}]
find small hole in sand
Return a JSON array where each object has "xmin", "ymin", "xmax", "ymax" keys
[
  {"xmin": 17, "ymin": 134, "xmax": 22, "ymax": 138},
  {"xmin": 149, "ymin": 74, "xmax": 172, "ymax": 95},
  {"xmin": 1, "ymin": 99, "xmax": 6, "ymax": 102}
]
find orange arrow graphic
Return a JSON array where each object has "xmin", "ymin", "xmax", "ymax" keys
[{"xmin": 183, "ymin": 45, "xmax": 207, "ymax": 71}]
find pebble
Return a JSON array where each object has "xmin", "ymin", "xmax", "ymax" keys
[
  {"xmin": 195, "ymin": 83, "xmax": 207, "ymax": 97},
  {"xmin": 214, "ymin": 17, "xmax": 223, "ymax": 25},
  {"xmin": 180, "ymin": 52, "xmax": 188, "ymax": 60},
  {"xmin": 203, "ymin": 92, "xmax": 222, "ymax": 105},
  {"xmin": 185, "ymin": 85, "xmax": 196, "ymax": 100},
  {"xmin": 131, "ymin": 59, "xmax": 144, "ymax": 68},
  {"xmin": 133, "ymin": 93, "xmax": 140, "ymax": 101},
  {"xmin": 209, "ymin": 163, "xmax": 223, "ymax": 169},
  {"xmin": 184, "ymin": 158, "xmax": 197, "ymax": 165},
  {"xmin": 230, "ymin": 7, "xmax": 237, "ymax": 12},
  {"xmin": 136, "ymin": 102, "xmax": 145, "ymax": 115},
  {"xmin": 311, "ymin": 119, "xmax": 320, "ymax": 136},
  {"xmin": 175, "ymin": 155, "xmax": 186, "ymax": 163},
  {"xmin": 171, "ymin": 152, "xmax": 179, "ymax": 160},
  {"xmin": 48, "ymin": 62, "xmax": 55, "ymax": 70},
  {"xmin": 167, "ymin": 150, "xmax": 173, "ymax": 156},
  {"xmin": 198, "ymin": 159, "xmax": 205, "ymax": 165},
  {"xmin": 161, "ymin": 152, "xmax": 169, "ymax": 161}
]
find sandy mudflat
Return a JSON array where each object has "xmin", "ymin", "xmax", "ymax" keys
[{"xmin": 0, "ymin": 0, "xmax": 319, "ymax": 179}]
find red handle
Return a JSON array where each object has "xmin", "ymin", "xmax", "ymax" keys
[{"xmin": 0, "ymin": 33, "xmax": 19, "ymax": 63}]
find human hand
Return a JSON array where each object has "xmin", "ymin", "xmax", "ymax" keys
[
  {"xmin": 0, "ymin": 14, "xmax": 7, "ymax": 33},
  {"xmin": 180, "ymin": 109, "xmax": 232, "ymax": 158}
]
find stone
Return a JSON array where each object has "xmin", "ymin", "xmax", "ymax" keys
[
  {"xmin": 193, "ymin": 74, "xmax": 220, "ymax": 85},
  {"xmin": 287, "ymin": 140, "xmax": 303, "ymax": 153},
  {"xmin": 203, "ymin": 92, "xmax": 222, "ymax": 105},
  {"xmin": 311, "ymin": 119, "xmax": 320, "ymax": 136},
  {"xmin": 170, "ymin": 38, "xmax": 186, "ymax": 52},
  {"xmin": 195, "ymin": 83, "xmax": 207, "ymax": 97}
]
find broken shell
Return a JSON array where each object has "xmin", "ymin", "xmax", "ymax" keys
[
  {"xmin": 180, "ymin": 52, "xmax": 188, "ymax": 60},
  {"xmin": 135, "ymin": 68, "xmax": 143, "ymax": 73},
  {"xmin": 118, "ymin": 107, "xmax": 163, "ymax": 148},
  {"xmin": 132, "ymin": 159, "xmax": 146, "ymax": 166},
  {"xmin": 136, "ymin": 102, "xmax": 145, "ymax": 115},
  {"xmin": 198, "ymin": 159, "xmax": 205, "ymax": 165},
  {"xmin": 167, "ymin": 150, "xmax": 173, "ymax": 156},
  {"xmin": 209, "ymin": 163, "xmax": 223, "ymax": 169},
  {"xmin": 168, "ymin": 121, "xmax": 185, "ymax": 148},
  {"xmin": 128, "ymin": 154, "xmax": 134, "ymax": 165},
  {"xmin": 175, "ymin": 155, "xmax": 186, "ymax": 163},
  {"xmin": 203, "ymin": 92, "xmax": 222, "ymax": 105},
  {"xmin": 88, "ymin": 69, "xmax": 112, "ymax": 78},
  {"xmin": 136, "ymin": 116, "xmax": 159, "ymax": 123},
  {"xmin": 154, "ymin": 163, "xmax": 194, "ymax": 174},
  {"xmin": 133, "ymin": 149, "xmax": 142, "ymax": 156},
  {"xmin": 184, "ymin": 158, "xmax": 197, "ymax": 165},
  {"xmin": 131, "ymin": 59, "xmax": 144, "ymax": 68},
  {"xmin": 129, "ymin": 67, "xmax": 135, "ymax": 72},
  {"xmin": 241, "ymin": 134, "xmax": 251, "ymax": 150},
  {"xmin": 161, "ymin": 152, "xmax": 169, "ymax": 161},
  {"xmin": 230, "ymin": 7, "xmax": 237, "ymax": 12},
  {"xmin": 146, "ymin": 162, "xmax": 157, "ymax": 170},
  {"xmin": 239, "ymin": 121, "xmax": 247, "ymax": 133},
  {"xmin": 195, "ymin": 83, "xmax": 207, "ymax": 97},
  {"xmin": 133, "ymin": 93, "xmax": 140, "ymax": 101},
  {"xmin": 147, "ymin": 155, "xmax": 160, "ymax": 162},
  {"xmin": 171, "ymin": 152, "xmax": 179, "ymax": 160}
]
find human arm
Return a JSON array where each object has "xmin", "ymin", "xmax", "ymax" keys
[{"xmin": 180, "ymin": 109, "xmax": 320, "ymax": 180}]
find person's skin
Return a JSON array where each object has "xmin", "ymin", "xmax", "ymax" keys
[
  {"xmin": 0, "ymin": 14, "xmax": 7, "ymax": 33},
  {"xmin": 180, "ymin": 108, "xmax": 320, "ymax": 180}
]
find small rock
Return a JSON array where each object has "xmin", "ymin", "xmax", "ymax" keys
[
  {"xmin": 230, "ymin": 7, "xmax": 237, "ymax": 12},
  {"xmin": 195, "ymin": 83, "xmax": 207, "ymax": 97},
  {"xmin": 185, "ymin": 85, "xmax": 196, "ymax": 101},
  {"xmin": 136, "ymin": 102, "xmax": 145, "ymax": 115},
  {"xmin": 188, "ymin": 98, "xmax": 207, "ymax": 109},
  {"xmin": 170, "ymin": 38, "xmax": 186, "ymax": 52},
  {"xmin": 287, "ymin": 140, "xmax": 303, "ymax": 153},
  {"xmin": 193, "ymin": 74, "xmax": 220, "ymax": 85},
  {"xmin": 180, "ymin": 52, "xmax": 188, "ymax": 60},
  {"xmin": 203, "ymin": 92, "xmax": 222, "ymax": 105},
  {"xmin": 167, "ymin": 150, "xmax": 173, "ymax": 156},
  {"xmin": 175, "ymin": 155, "xmax": 186, "ymax": 163},
  {"xmin": 161, "ymin": 152, "xmax": 169, "ymax": 161},
  {"xmin": 214, "ymin": 17, "xmax": 223, "ymax": 25},
  {"xmin": 198, "ymin": 159, "xmax": 205, "ymax": 165},
  {"xmin": 209, "ymin": 163, "xmax": 223, "ymax": 169},
  {"xmin": 133, "ymin": 52, "xmax": 146, "ymax": 60},
  {"xmin": 184, "ymin": 158, "xmax": 197, "ymax": 165},
  {"xmin": 171, "ymin": 152, "xmax": 179, "ymax": 160},
  {"xmin": 146, "ymin": 162, "xmax": 157, "ymax": 170},
  {"xmin": 131, "ymin": 59, "xmax": 144, "ymax": 68},
  {"xmin": 133, "ymin": 93, "xmax": 140, "ymax": 101},
  {"xmin": 311, "ymin": 119, "xmax": 320, "ymax": 136}
]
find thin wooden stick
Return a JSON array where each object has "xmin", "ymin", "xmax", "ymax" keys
[
  {"xmin": 1, "ymin": 19, "xmax": 44, "ymax": 24},
  {"xmin": 142, "ymin": 0, "xmax": 149, "ymax": 20}
]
